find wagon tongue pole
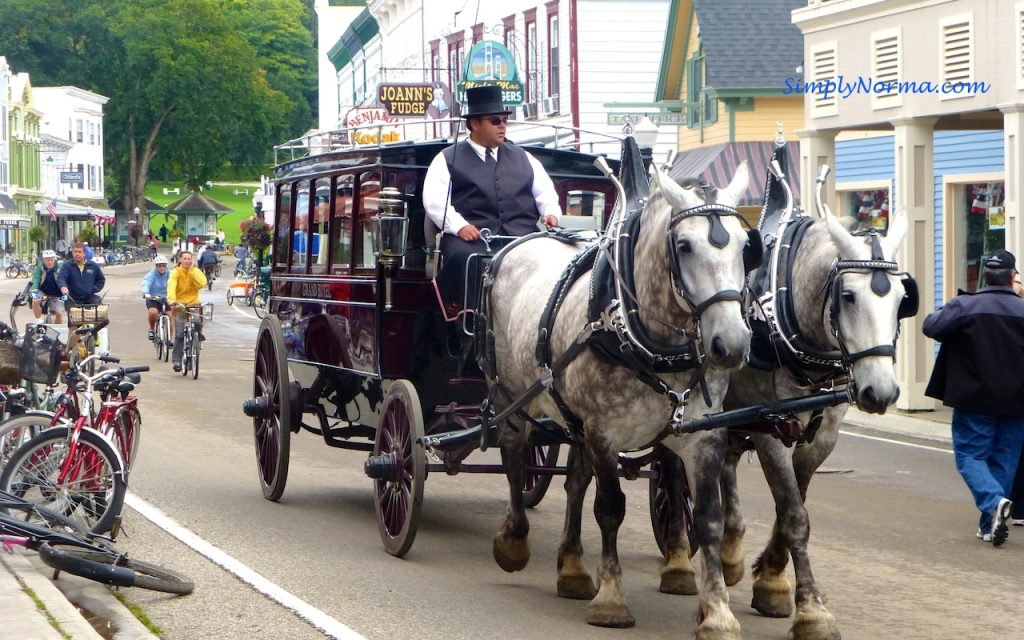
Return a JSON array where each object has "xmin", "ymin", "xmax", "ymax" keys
[{"xmin": 671, "ymin": 389, "xmax": 852, "ymax": 435}]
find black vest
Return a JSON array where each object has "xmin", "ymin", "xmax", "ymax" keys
[{"xmin": 443, "ymin": 141, "xmax": 541, "ymax": 236}]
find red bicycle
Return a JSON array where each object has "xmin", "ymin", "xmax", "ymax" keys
[{"xmin": 0, "ymin": 348, "xmax": 148, "ymax": 535}]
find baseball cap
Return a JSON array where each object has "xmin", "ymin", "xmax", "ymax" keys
[
  {"xmin": 41, "ymin": 250, "xmax": 57, "ymax": 259},
  {"xmin": 985, "ymin": 250, "xmax": 1017, "ymax": 272}
]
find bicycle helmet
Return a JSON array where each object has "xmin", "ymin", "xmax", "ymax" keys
[
  {"xmin": 41, "ymin": 250, "xmax": 57, "ymax": 259},
  {"xmin": 154, "ymin": 255, "xmax": 169, "ymax": 265}
]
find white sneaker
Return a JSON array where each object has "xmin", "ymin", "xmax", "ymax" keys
[
  {"xmin": 992, "ymin": 498, "xmax": 1012, "ymax": 547},
  {"xmin": 976, "ymin": 529, "xmax": 992, "ymax": 542}
]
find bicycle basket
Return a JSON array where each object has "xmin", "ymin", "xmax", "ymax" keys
[
  {"xmin": 19, "ymin": 324, "xmax": 62, "ymax": 385},
  {"xmin": 67, "ymin": 304, "xmax": 109, "ymax": 326},
  {"xmin": 0, "ymin": 340, "xmax": 21, "ymax": 385}
]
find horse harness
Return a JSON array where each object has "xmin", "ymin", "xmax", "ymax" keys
[
  {"xmin": 478, "ymin": 188, "xmax": 763, "ymax": 441},
  {"xmin": 746, "ymin": 214, "xmax": 919, "ymax": 442}
]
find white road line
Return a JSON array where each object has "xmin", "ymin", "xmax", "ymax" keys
[
  {"xmin": 839, "ymin": 430, "xmax": 952, "ymax": 453},
  {"xmin": 124, "ymin": 492, "xmax": 366, "ymax": 640}
]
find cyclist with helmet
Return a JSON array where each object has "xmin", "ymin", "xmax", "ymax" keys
[
  {"xmin": 141, "ymin": 255, "xmax": 173, "ymax": 341},
  {"xmin": 30, "ymin": 249, "xmax": 65, "ymax": 323}
]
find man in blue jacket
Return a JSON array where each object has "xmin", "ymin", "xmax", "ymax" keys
[
  {"xmin": 924, "ymin": 249, "xmax": 1024, "ymax": 546},
  {"xmin": 58, "ymin": 242, "xmax": 105, "ymax": 307}
]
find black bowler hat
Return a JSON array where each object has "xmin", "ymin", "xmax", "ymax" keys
[{"xmin": 462, "ymin": 85, "xmax": 511, "ymax": 119}]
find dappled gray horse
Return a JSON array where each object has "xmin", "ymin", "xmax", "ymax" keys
[
  {"xmin": 485, "ymin": 163, "xmax": 758, "ymax": 636},
  {"xmin": 717, "ymin": 207, "xmax": 915, "ymax": 640}
]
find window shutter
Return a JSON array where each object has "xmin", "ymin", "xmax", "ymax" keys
[
  {"xmin": 872, "ymin": 30, "xmax": 900, "ymax": 109},
  {"xmin": 811, "ymin": 43, "xmax": 838, "ymax": 118}
]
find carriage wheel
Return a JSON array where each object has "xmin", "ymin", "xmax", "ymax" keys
[
  {"xmin": 372, "ymin": 380, "xmax": 425, "ymax": 558},
  {"xmin": 522, "ymin": 443, "xmax": 560, "ymax": 508},
  {"xmin": 252, "ymin": 316, "xmax": 291, "ymax": 501},
  {"xmin": 649, "ymin": 446, "xmax": 698, "ymax": 558}
]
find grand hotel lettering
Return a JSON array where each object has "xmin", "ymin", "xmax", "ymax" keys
[{"xmin": 301, "ymin": 283, "xmax": 333, "ymax": 299}]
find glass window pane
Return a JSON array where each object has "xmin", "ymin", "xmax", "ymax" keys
[
  {"xmin": 331, "ymin": 175, "xmax": 354, "ymax": 269},
  {"xmin": 311, "ymin": 178, "xmax": 330, "ymax": 274},
  {"xmin": 357, "ymin": 174, "xmax": 381, "ymax": 268},
  {"xmin": 293, "ymin": 183, "xmax": 310, "ymax": 270},
  {"xmin": 274, "ymin": 185, "xmax": 292, "ymax": 267}
]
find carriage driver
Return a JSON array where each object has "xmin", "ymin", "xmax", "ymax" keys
[
  {"xmin": 30, "ymin": 249, "xmax": 65, "ymax": 324},
  {"xmin": 422, "ymin": 84, "xmax": 562, "ymax": 319}
]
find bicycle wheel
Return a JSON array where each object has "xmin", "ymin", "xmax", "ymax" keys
[
  {"xmin": 110, "ymin": 406, "xmax": 141, "ymax": 472},
  {"xmin": 251, "ymin": 289, "xmax": 266, "ymax": 319},
  {"xmin": 0, "ymin": 426, "xmax": 126, "ymax": 534},
  {"xmin": 161, "ymin": 317, "xmax": 171, "ymax": 363},
  {"xmin": 191, "ymin": 334, "xmax": 200, "ymax": 379},
  {"xmin": 5, "ymin": 265, "xmax": 17, "ymax": 278},
  {"xmin": 0, "ymin": 414, "xmax": 58, "ymax": 470},
  {"xmin": 154, "ymin": 329, "xmax": 164, "ymax": 361},
  {"xmin": 214, "ymin": 264, "xmax": 222, "ymax": 277},
  {"xmin": 39, "ymin": 543, "xmax": 194, "ymax": 595},
  {"xmin": 181, "ymin": 331, "xmax": 191, "ymax": 376}
]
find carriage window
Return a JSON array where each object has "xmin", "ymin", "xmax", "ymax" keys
[
  {"xmin": 293, "ymin": 183, "xmax": 310, "ymax": 270},
  {"xmin": 275, "ymin": 185, "xmax": 293, "ymax": 268},
  {"xmin": 356, "ymin": 174, "xmax": 381, "ymax": 268},
  {"xmin": 311, "ymin": 178, "xmax": 330, "ymax": 274},
  {"xmin": 331, "ymin": 175, "xmax": 354, "ymax": 270},
  {"xmin": 562, "ymin": 190, "xmax": 607, "ymax": 231}
]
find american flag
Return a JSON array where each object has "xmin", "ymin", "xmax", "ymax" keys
[{"xmin": 45, "ymin": 198, "xmax": 57, "ymax": 221}]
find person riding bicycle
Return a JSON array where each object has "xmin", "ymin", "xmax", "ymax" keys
[
  {"xmin": 30, "ymin": 249, "xmax": 65, "ymax": 324},
  {"xmin": 197, "ymin": 242, "xmax": 220, "ymax": 284},
  {"xmin": 57, "ymin": 242, "xmax": 105, "ymax": 307},
  {"xmin": 167, "ymin": 251, "xmax": 207, "ymax": 372},
  {"xmin": 141, "ymin": 256, "xmax": 173, "ymax": 342}
]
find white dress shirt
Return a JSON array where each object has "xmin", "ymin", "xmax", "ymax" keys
[{"xmin": 423, "ymin": 138, "xmax": 562, "ymax": 234}]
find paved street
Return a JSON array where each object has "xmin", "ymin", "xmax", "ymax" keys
[{"xmin": 1, "ymin": 261, "xmax": 1021, "ymax": 640}]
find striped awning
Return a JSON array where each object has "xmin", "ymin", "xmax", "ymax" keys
[{"xmin": 668, "ymin": 141, "xmax": 801, "ymax": 208}]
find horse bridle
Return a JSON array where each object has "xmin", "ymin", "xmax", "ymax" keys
[
  {"xmin": 824, "ymin": 231, "xmax": 919, "ymax": 367},
  {"xmin": 666, "ymin": 201, "xmax": 764, "ymax": 320}
]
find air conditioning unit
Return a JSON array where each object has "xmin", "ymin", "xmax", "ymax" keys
[
  {"xmin": 521, "ymin": 103, "xmax": 539, "ymax": 120},
  {"xmin": 542, "ymin": 96, "xmax": 560, "ymax": 116}
]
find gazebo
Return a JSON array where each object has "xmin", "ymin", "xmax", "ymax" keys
[
  {"xmin": 107, "ymin": 196, "xmax": 167, "ymax": 244},
  {"xmin": 163, "ymin": 192, "xmax": 234, "ymax": 243}
]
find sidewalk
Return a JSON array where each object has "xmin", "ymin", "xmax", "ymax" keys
[
  {"xmin": 0, "ymin": 544, "xmax": 160, "ymax": 640},
  {"xmin": 841, "ymin": 403, "xmax": 953, "ymax": 443}
]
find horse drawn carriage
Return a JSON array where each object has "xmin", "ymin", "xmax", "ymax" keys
[{"xmin": 243, "ymin": 119, "xmax": 919, "ymax": 638}]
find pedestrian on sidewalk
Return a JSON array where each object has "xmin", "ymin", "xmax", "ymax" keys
[{"xmin": 923, "ymin": 249, "xmax": 1024, "ymax": 546}]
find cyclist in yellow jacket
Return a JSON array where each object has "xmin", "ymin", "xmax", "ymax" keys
[{"xmin": 167, "ymin": 251, "xmax": 207, "ymax": 372}]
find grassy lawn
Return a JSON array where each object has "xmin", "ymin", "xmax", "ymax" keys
[{"xmin": 143, "ymin": 181, "xmax": 263, "ymax": 245}]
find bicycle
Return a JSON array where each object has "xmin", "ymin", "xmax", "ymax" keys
[
  {"xmin": 0, "ymin": 352, "xmax": 149, "ymax": 534},
  {"xmin": 248, "ymin": 280, "xmax": 267, "ymax": 319},
  {"xmin": 0, "ymin": 489, "xmax": 193, "ymax": 594},
  {"xmin": 32, "ymin": 292, "xmax": 63, "ymax": 324},
  {"xmin": 5, "ymin": 257, "xmax": 32, "ymax": 279},
  {"xmin": 66, "ymin": 304, "xmax": 109, "ymax": 375},
  {"xmin": 148, "ymin": 297, "xmax": 172, "ymax": 362},
  {"xmin": 174, "ymin": 303, "xmax": 209, "ymax": 379}
]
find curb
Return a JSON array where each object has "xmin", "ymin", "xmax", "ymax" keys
[
  {"xmin": 0, "ymin": 547, "xmax": 103, "ymax": 640},
  {"xmin": 1, "ymin": 546, "xmax": 161, "ymax": 640},
  {"xmin": 841, "ymin": 406, "xmax": 952, "ymax": 444}
]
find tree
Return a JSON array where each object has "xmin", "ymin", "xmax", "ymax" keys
[{"xmin": 28, "ymin": 225, "xmax": 48, "ymax": 256}]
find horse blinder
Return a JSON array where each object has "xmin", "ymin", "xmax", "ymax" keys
[
  {"xmin": 744, "ymin": 229, "xmax": 764, "ymax": 273},
  {"xmin": 898, "ymin": 276, "xmax": 919, "ymax": 320}
]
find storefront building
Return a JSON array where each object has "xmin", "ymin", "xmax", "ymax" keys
[{"xmin": 794, "ymin": 0, "xmax": 1022, "ymax": 411}]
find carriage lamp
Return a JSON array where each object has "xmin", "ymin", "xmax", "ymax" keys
[
  {"xmin": 631, "ymin": 116, "xmax": 659, "ymax": 175},
  {"xmin": 370, "ymin": 187, "xmax": 408, "ymax": 310}
]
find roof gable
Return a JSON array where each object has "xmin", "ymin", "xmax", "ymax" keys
[{"xmin": 693, "ymin": 0, "xmax": 804, "ymax": 92}]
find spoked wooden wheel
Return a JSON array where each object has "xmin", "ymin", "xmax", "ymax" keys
[
  {"xmin": 252, "ymin": 316, "xmax": 291, "ymax": 501},
  {"xmin": 522, "ymin": 443, "xmax": 560, "ymax": 508},
  {"xmin": 372, "ymin": 380, "xmax": 425, "ymax": 557},
  {"xmin": 649, "ymin": 445, "xmax": 698, "ymax": 558}
]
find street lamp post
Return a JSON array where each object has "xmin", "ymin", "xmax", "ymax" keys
[
  {"xmin": 134, "ymin": 207, "xmax": 141, "ymax": 246},
  {"xmin": 632, "ymin": 116, "xmax": 660, "ymax": 176}
]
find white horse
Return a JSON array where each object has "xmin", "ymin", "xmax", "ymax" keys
[
  {"xmin": 486, "ymin": 162, "xmax": 757, "ymax": 637},
  {"xmin": 715, "ymin": 207, "xmax": 915, "ymax": 640}
]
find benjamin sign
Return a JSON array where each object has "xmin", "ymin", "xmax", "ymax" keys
[{"xmin": 378, "ymin": 83, "xmax": 436, "ymax": 117}]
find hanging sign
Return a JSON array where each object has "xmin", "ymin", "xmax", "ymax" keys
[
  {"xmin": 344, "ymin": 108, "xmax": 403, "ymax": 145},
  {"xmin": 456, "ymin": 41, "xmax": 525, "ymax": 107}
]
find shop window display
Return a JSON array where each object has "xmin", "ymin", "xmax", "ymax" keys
[
  {"xmin": 964, "ymin": 181, "xmax": 1005, "ymax": 292},
  {"xmin": 841, "ymin": 189, "xmax": 890, "ymax": 233}
]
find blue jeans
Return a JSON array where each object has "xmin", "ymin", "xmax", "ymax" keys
[{"xmin": 951, "ymin": 409, "xmax": 1024, "ymax": 533}]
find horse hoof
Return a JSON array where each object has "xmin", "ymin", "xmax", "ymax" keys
[
  {"xmin": 723, "ymin": 560, "xmax": 745, "ymax": 587},
  {"xmin": 752, "ymin": 579, "xmax": 793, "ymax": 618},
  {"xmin": 586, "ymin": 602, "xmax": 635, "ymax": 628},
  {"xmin": 492, "ymin": 535, "xmax": 530, "ymax": 573},
  {"xmin": 696, "ymin": 626, "xmax": 742, "ymax": 640},
  {"xmin": 788, "ymin": 608, "xmax": 841, "ymax": 640},
  {"xmin": 557, "ymin": 574, "xmax": 597, "ymax": 600},
  {"xmin": 659, "ymin": 568, "xmax": 698, "ymax": 595}
]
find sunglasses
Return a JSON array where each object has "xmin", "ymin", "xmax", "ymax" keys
[{"xmin": 487, "ymin": 116, "xmax": 508, "ymax": 126}]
